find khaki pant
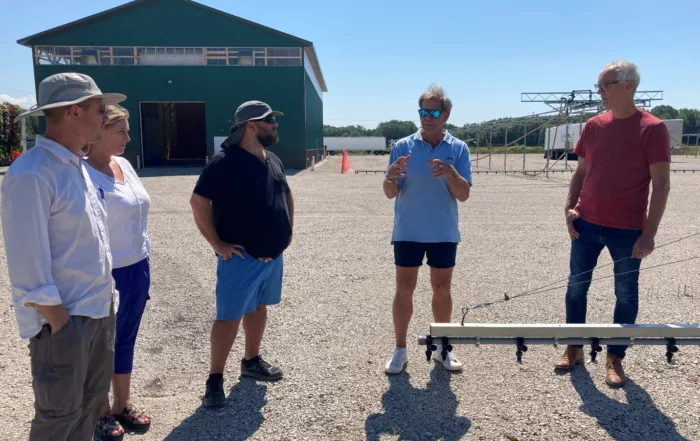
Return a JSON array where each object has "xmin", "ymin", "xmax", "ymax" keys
[{"xmin": 28, "ymin": 313, "xmax": 115, "ymax": 441}]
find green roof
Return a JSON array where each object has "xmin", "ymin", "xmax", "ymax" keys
[{"xmin": 17, "ymin": 0, "xmax": 327, "ymax": 92}]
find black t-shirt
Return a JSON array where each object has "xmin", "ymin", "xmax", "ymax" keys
[{"xmin": 193, "ymin": 144, "xmax": 292, "ymax": 260}]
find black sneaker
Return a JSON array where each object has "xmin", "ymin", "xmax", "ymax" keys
[
  {"xmin": 241, "ymin": 356, "xmax": 283, "ymax": 381},
  {"xmin": 203, "ymin": 374, "xmax": 226, "ymax": 408}
]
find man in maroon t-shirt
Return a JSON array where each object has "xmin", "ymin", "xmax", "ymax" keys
[{"xmin": 555, "ymin": 61, "xmax": 671, "ymax": 387}]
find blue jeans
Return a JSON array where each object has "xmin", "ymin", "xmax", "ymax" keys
[{"xmin": 565, "ymin": 218, "xmax": 643, "ymax": 359}]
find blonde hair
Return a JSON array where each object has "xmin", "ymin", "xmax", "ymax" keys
[
  {"xmin": 104, "ymin": 104, "xmax": 129, "ymax": 126},
  {"xmin": 419, "ymin": 83, "xmax": 453, "ymax": 113},
  {"xmin": 82, "ymin": 104, "xmax": 129, "ymax": 155}
]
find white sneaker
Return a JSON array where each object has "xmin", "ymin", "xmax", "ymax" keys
[
  {"xmin": 385, "ymin": 347, "xmax": 408, "ymax": 374},
  {"xmin": 432, "ymin": 344, "xmax": 463, "ymax": 371}
]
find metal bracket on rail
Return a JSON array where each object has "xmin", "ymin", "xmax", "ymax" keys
[
  {"xmin": 666, "ymin": 338, "xmax": 679, "ymax": 364},
  {"xmin": 425, "ymin": 335, "xmax": 436, "ymax": 362},
  {"xmin": 441, "ymin": 336, "xmax": 452, "ymax": 361},
  {"xmin": 515, "ymin": 337, "xmax": 528, "ymax": 363},
  {"xmin": 590, "ymin": 337, "xmax": 602, "ymax": 362}
]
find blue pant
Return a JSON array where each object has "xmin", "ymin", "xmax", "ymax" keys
[
  {"xmin": 215, "ymin": 250, "xmax": 283, "ymax": 321},
  {"xmin": 565, "ymin": 218, "xmax": 643, "ymax": 359},
  {"xmin": 113, "ymin": 257, "xmax": 151, "ymax": 374}
]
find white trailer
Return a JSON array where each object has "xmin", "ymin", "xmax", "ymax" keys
[
  {"xmin": 543, "ymin": 123, "xmax": 583, "ymax": 160},
  {"xmin": 663, "ymin": 119, "xmax": 684, "ymax": 148},
  {"xmin": 323, "ymin": 136, "xmax": 387, "ymax": 155},
  {"xmin": 544, "ymin": 118, "xmax": 686, "ymax": 159}
]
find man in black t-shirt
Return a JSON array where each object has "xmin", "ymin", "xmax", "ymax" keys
[{"xmin": 190, "ymin": 101, "xmax": 294, "ymax": 408}]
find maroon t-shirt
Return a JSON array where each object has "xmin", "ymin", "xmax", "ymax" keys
[{"xmin": 574, "ymin": 109, "xmax": 671, "ymax": 230}]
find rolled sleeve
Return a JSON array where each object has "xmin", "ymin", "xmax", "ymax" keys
[{"xmin": 1, "ymin": 172, "xmax": 62, "ymax": 308}]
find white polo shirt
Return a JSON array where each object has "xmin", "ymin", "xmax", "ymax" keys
[
  {"xmin": 1, "ymin": 135, "xmax": 117, "ymax": 339},
  {"xmin": 84, "ymin": 156, "xmax": 151, "ymax": 269}
]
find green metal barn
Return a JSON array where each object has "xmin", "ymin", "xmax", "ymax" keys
[{"xmin": 17, "ymin": 0, "xmax": 327, "ymax": 170}]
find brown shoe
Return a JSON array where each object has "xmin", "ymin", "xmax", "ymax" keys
[
  {"xmin": 605, "ymin": 354, "xmax": 626, "ymax": 387},
  {"xmin": 554, "ymin": 346, "xmax": 584, "ymax": 370}
]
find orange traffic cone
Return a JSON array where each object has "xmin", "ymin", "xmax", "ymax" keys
[{"xmin": 341, "ymin": 150, "xmax": 352, "ymax": 173}]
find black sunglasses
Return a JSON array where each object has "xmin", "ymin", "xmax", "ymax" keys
[
  {"xmin": 419, "ymin": 108, "xmax": 443, "ymax": 118},
  {"xmin": 259, "ymin": 115, "xmax": 277, "ymax": 124}
]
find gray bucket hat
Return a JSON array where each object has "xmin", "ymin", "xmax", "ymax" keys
[
  {"xmin": 14, "ymin": 72, "xmax": 126, "ymax": 122},
  {"xmin": 222, "ymin": 100, "xmax": 283, "ymax": 147}
]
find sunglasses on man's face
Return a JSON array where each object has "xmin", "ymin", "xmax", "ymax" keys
[
  {"xmin": 418, "ymin": 108, "xmax": 443, "ymax": 118},
  {"xmin": 260, "ymin": 115, "xmax": 277, "ymax": 124}
]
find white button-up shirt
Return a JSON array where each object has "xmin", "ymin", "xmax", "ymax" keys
[{"xmin": 1, "ymin": 135, "xmax": 118, "ymax": 339}]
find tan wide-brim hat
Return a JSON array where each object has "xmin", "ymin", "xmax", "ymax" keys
[{"xmin": 14, "ymin": 72, "xmax": 126, "ymax": 122}]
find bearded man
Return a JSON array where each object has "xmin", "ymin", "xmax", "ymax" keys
[{"xmin": 190, "ymin": 101, "xmax": 294, "ymax": 407}]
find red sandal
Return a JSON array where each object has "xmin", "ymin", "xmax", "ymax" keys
[{"xmin": 114, "ymin": 404, "xmax": 151, "ymax": 434}]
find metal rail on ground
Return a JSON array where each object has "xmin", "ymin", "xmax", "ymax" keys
[
  {"xmin": 354, "ymin": 169, "xmax": 700, "ymax": 175},
  {"xmin": 418, "ymin": 323, "xmax": 700, "ymax": 364}
]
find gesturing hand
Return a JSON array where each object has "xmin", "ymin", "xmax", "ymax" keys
[
  {"xmin": 214, "ymin": 241, "xmax": 245, "ymax": 260},
  {"xmin": 427, "ymin": 159, "xmax": 457, "ymax": 179},
  {"xmin": 387, "ymin": 155, "xmax": 411, "ymax": 180}
]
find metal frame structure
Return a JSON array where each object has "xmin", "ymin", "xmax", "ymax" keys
[
  {"xmin": 521, "ymin": 90, "xmax": 664, "ymax": 115},
  {"xmin": 418, "ymin": 323, "xmax": 700, "ymax": 364}
]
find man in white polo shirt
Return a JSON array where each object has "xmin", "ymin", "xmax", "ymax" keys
[
  {"xmin": 383, "ymin": 84, "xmax": 473, "ymax": 374},
  {"xmin": 1, "ymin": 73, "xmax": 125, "ymax": 441}
]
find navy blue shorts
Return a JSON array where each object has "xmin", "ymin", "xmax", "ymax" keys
[
  {"xmin": 112, "ymin": 257, "xmax": 151, "ymax": 375},
  {"xmin": 393, "ymin": 241, "xmax": 458, "ymax": 269}
]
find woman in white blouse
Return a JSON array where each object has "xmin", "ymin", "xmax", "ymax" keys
[{"xmin": 84, "ymin": 104, "xmax": 152, "ymax": 440}]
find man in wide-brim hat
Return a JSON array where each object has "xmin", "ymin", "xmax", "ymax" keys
[{"xmin": 1, "ymin": 72, "xmax": 127, "ymax": 441}]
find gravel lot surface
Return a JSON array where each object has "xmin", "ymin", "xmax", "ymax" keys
[{"xmin": 1, "ymin": 155, "xmax": 699, "ymax": 441}]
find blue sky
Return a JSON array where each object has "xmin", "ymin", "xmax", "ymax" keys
[{"xmin": 1, "ymin": 0, "xmax": 698, "ymax": 128}]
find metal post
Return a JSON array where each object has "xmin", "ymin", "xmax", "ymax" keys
[
  {"xmin": 475, "ymin": 130, "xmax": 479, "ymax": 168},
  {"xmin": 21, "ymin": 118, "xmax": 27, "ymax": 152},
  {"xmin": 504, "ymin": 127, "xmax": 508, "ymax": 170},
  {"xmin": 489, "ymin": 129, "xmax": 492, "ymax": 170},
  {"xmin": 696, "ymin": 134, "xmax": 699, "ymax": 159},
  {"xmin": 564, "ymin": 123, "xmax": 569, "ymax": 170},
  {"xmin": 522, "ymin": 123, "xmax": 527, "ymax": 171},
  {"xmin": 579, "ymin": 107, "xmax": 584, "ymax": 168},
  {"xmin": 545, "ymin": 124, "xmax": 552, "ymax": 179}
]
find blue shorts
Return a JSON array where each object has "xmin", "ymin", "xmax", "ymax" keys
[
  {"xmin": 393, "ymin": 241, "xmax": 458, "ymax": 269},
  {"xmin": 215, "ymin": 250, "xmax": 284, "ymax": 321}
]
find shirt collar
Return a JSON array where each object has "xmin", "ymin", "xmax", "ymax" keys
[
  {"xmin": 36, "ymin": 135, "xmax": 85, "ymax": 164},
  {"xmin": 412, "ymin": 129, "xmax": 455, "ymax": 145}
]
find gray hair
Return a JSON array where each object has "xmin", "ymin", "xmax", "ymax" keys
[
  {"xmin": 602, "ymin": 60, "xmax": 641, "ymax": 90},
  {"xmin": 419, "ymin": 83, "xmax": 453, "ymax": 113}
]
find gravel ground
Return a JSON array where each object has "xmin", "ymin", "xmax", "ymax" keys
[{"xmin": 1, "ymin": 155, "xmax": 699, "ymax": 441}]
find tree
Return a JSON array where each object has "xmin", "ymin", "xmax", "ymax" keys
[
  {"xmin": 650, "ymin": 105, "xmax": 680, "ymax": 120},
  {"xmin": 678, "ymin": 108, "xmax": 700, "ymax": 135},
  {"xmin": 323, "ymin": 104, "xmax": 700, "ymax": 147},
  {"xmin": 373, "ymin": 120, "xmax": 418, "ymax": 141}
]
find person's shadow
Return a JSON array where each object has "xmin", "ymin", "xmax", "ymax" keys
[
  {"xmin": 365, "ymin": 363, "xmax": 471, "ymax": 441},
  {"xmin": 162, "ymin": 377, "xmax": 267, "ymax": 441},
  {"xmin": 570, "ymin": 366, "xmax": 689, "ymax": 441}
]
